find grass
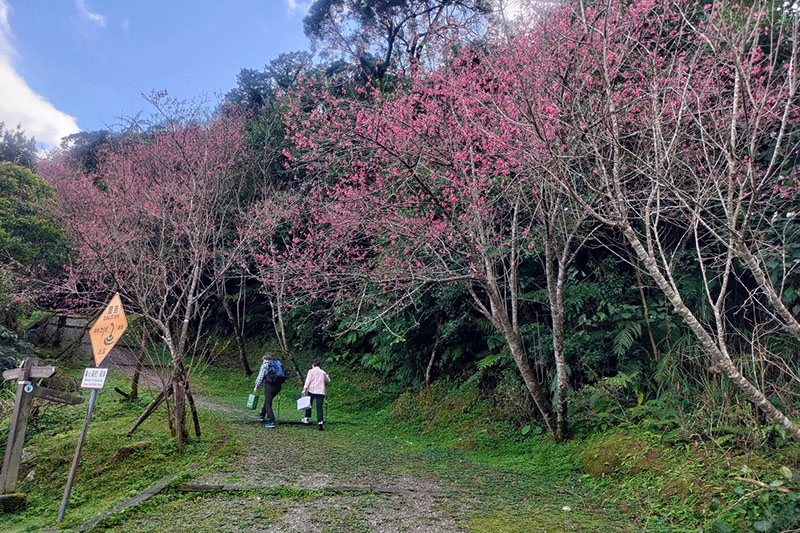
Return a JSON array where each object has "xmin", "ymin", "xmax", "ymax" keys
[
  {"xmin": 0, "ymin": 366, "xmax": 234, "ymax": 532},
  {"xmin": 189, "ymin": 353, "xmax": 800, "ymax": 532},
  {"xmin": 2, "ymin": 347, "xmax": 797, "ymax": 531},
  {"xmin": 187, "ymin": 359, "xmax": 640, "ymax": 529}
]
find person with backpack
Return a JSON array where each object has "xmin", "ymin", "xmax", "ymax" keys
[
  {"xmin": 253, "ymin": 354, "xmax": 286, "ymax": 428},
  {"xmin": 301, "ymin": 358, "xmax": 330, "ymax": 431}
]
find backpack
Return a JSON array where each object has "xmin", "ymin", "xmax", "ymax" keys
[{"xmin": 266, "ymin": 359, "xmax": 286, "ymax": 384}]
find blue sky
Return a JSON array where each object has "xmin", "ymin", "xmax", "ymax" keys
[{"xmin": 0, "ymin": 0, "xmax": 311, "ymax": 147}]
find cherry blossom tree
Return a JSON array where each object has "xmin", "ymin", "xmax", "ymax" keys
[
  {"xmin": 272, "ymin": 56, "xmax": 569, "ymax": 438},
  {"xmin": 241, "ymin": 191, "xmax": 307, "ymax": 384},
  {"xmin": 41, "ymin": 97, "xmax": 250, "ymax": 452},
  {"xmin": 274, "ymin": 0, "xmax": 800, "ymax": 442},
  {"xmin": 521, "ymin": 0, "xmax": 800, "ymax": 439}
]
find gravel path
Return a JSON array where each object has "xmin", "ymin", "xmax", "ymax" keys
[
  {"xmin": 93, "ymin": 348, "xmax": 635, "ymax": 532},
  {"xmin": 93, "ymin": 348, "xmax": 466, "ymax": 532},
  {"xmin": 101, "ymin": 402, "xmax": 466, "ymax": 533}
]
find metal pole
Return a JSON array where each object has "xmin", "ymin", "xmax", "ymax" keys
[{"xmin": 58, "ymin": 388, "xmax": 98, "ymax": 522}]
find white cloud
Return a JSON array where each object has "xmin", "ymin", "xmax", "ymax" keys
[
  {"xmin": 495, "ymin": 0, "xmax": 556, "ymax": 22},
  {"xmin": 0, "ymin": 0, "xmax": 12, "ymax": 56},
  {"xmin": 75, "ymin": 0, "xmax": 106, "ymax": 28},
  {"xmin": 285, "ymin": 0, "xmax": 311, "ymax": 14},
  {"xmin": 0, "ymin": 0, "xmax": 79, "ymax": 147}
]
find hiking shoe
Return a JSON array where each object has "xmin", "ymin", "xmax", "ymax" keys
[
  {"xmin": 318, "ymin": 422, "xmax": 324, "ymax": 431},
  {"xmin": 258, "ymin": 415, "xmax": 265, "ymax": 422},
  {"xmin": 264, "ymin": 422, "xmax": 276, "ymax": 428},
  {"xmin": 301, "ymin": 417, "xmax": 310, "ymax": 424}
]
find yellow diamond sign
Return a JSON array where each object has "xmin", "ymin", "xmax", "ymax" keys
[{"xmin": 89, "ymin": 293, "xmax": 128, "ymax": 366}]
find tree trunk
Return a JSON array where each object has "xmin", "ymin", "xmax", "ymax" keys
[
  {"xmin": 425, "ymin": 343, "xmax": 438, "ymax": 388},
  {"xmin": 131, "ymin": 326, "xmax": 149, "ymax": 400},
  {"xmin": 130, "ymin": 355, "xmax": 142, "ymax": 400},
  {"xmin": 234, "ymin": 332, "xmax": 251, "ymax": 376},
  {"xmin": 549, "ymin": 296, "xmax": 569, "ymax": 440},
  {"xmin": 622, "ymin": 225, "xmax": 800, "ymax": 441},
  {"xmin": 505, "ymin": 327, "xmax": 559, "ymax": 440},
  {"xmin": 172, "ymin": 374, "xmax": 187, "ymax": 454},
  {"xmin": 630, "ymin": 252, "xmax": 659, "ymax": 363},
  {"xmin": 474, "ymin": 273, "xmax": 559, "ymax": 441},
  {"xmin": 544, "ymin": 234, "xmax": 569, "ymax": 440},
  {"xmin": 220, "ymin": 288, "xmax": 252, "ymax": 376},
  {"xmin": 424, "ymin": 320, "xmax": 441, "ymax": 387},
  {"xmin": 186, "ymin": 390, "xmax": 201, "ymax": 438}
]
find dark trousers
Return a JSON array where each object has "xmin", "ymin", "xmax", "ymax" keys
[
  {"xmin": 260, "ymin": 382, "xmax": 281, "ymax": 423},
  {"xmin": 304, "ymin": 393, "xmax": 324, "ymax": 423}
]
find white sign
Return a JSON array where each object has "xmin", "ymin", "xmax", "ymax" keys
[{"xmin": 81, "ymin": 368, "xmax": 108, "ymax": 389}]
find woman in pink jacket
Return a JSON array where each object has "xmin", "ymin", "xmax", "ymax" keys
[{"xmin": 301, "ymin": 358, "xmax": 330, "ymax": 430}]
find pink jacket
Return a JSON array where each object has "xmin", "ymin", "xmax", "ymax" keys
[{"xmin": 303, "ymin": 366, "xmax": 330, "ymax": 395}]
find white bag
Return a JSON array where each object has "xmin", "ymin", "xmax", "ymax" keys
[{"xmin": 297, "ymin": 395, "xmax": 311, "ymax": 410}]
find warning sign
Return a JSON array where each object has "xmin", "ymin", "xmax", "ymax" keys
[{"xmin": 88, "ymin": 293, "xmax": 128, "ymax": 366}]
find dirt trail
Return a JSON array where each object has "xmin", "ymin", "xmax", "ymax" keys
[
  {"xmin": 94, "ymin": 349, "xmax": 465, "ymax": 532},
  {"xmin": 94, "ymin": 350, "xmax": 634, "ymax": 532},
  {"xmin": 100, "ymin": 343, "xmax": 168, "ymax": 390},
  {"xmin": 103, "ymin": 409, "xmax": 465, "ymax": 532},
  {"xmin": 168, "ymin": 414, "xmax": 466, "ymax": 533}
]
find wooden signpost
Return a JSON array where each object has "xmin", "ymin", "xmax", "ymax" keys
[
  {"xmin": 58, "ymin": 293, "xmax": 127, "ymax": 522},
  {"xmin": 0, "ymin": 358, "xmax": 82, "ymax": 498}
]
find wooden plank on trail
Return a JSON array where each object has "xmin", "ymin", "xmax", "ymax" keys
[
  {"xmin": 77, "ymin": 420, "xmax": 229, "ymax": 532},
  {"xmin": 174, "ymin": 482, "xmax": 438, "ymax": 496}
]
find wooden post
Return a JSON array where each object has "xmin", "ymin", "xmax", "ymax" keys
[
  {"xmin": 0, "ymin": 358, "xmax": 71, "ymax": 495},
  {"xmin": 1, "ymin": 359, "xmax": 34, "ymax": 494}
]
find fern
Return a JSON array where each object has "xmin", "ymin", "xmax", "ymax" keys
[
  {"xmin": 613, "ymin": 320, "xmax": 642, "ymax": 357},
  {"xmin": 477, "ymin": 353, "xmax": 504, "ymax": 369},
  {"xmin": 601, "ymin": 370, "xmax": 640, "ymax": 392}
]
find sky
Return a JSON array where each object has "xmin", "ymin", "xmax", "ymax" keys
[{"xmin": 0, "ymin": 0, "xmax": 311, "ymax": 147}]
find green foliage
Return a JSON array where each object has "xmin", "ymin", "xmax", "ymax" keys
[
  {"xmin": 0, "ymin": 325, "xmax": 32, "ymax": 373},
  {"xmin": 714, "ymin": 466, "xmax": 800, "ymax": 532},
  {"xmin": 58, "ymin": 130, "xmax": 114, "ymax": 173},
  {"xmin": 314, "ymin": 284, "xmax": 485, "ymax": 387},
  {"xmin": 0, "ymin": 368, "xmax": 232, "ymax": 532},
  {"xmin": 0, "ymin": 123, "xmax": 36, "ymax": 170},
  {"xmin": 226, "ymin": 51, "xmax": 314, "ymax": 112},
  {"xmin": 0, "ymin": 162, "xmax": 70, "ymax": 334},
  {"xmin": 613, "ymin": 320, "xmax": 642, "ymax": 357},
  {"xmin": 0, "ymin": 162, "xmax": 67, "ymax": 272},
  {"xmin": 570, "ymin": 370, "xmax": 642, "ymax": 432}
]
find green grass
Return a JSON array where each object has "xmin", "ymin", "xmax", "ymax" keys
[
  {"xmin": 0, "ymin": 367, "xmax": 234, "ymax": 532},
  {"xmin": 189, "ymin": 354, "xmax": 800, "ymax": 532},
  {"xmin": 190, "ymin": 359, "xmax": 634, "ymax": 528},
  {"xmin": 3, "ymin": 348, "xmax": 796, "ymax": 532}
]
